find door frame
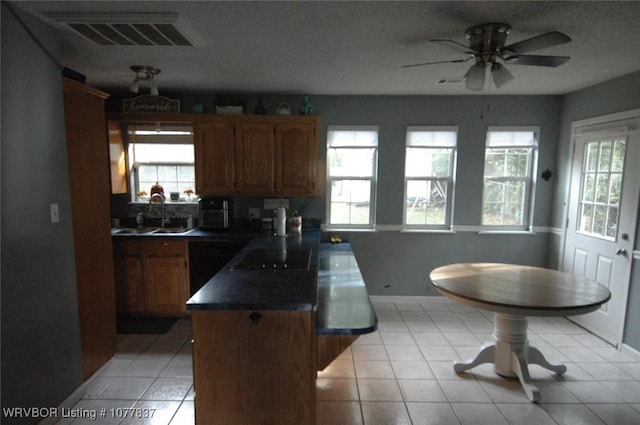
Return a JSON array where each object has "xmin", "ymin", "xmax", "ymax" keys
[{"xmin": 559, "ymin": 108, "xmax": 640, "ymax": 346}]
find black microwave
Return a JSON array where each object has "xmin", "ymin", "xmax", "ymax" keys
[{"xmin": 199, "ymin": 197, "xmax": 231, "ymax": 229}]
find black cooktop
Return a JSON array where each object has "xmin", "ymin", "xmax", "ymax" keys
[{"xmin": 231, "ymin": 248, "xmax": 312, "ymax": 271}]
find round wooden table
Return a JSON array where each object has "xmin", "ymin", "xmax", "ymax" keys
[{"xmin": 429, "ymin": 263, "xmax": 611, "ymax": 402}]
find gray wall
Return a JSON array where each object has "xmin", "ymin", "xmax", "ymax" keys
[
  {"xmin": 551, "ymin": 71, "xmax": 640, "ymax": 351},
  {"xmin": 292, "ymin": 95, "xmax": 561, "ymax": 295},
  {"xmin": 1, "ymin": 5, "xmax": 83, "ymax": 423}
]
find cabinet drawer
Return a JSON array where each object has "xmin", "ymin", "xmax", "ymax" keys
[
  {"xmin": 144, "ymin": 239, "xmax": 188, "ymax": 256},
  {"xmin": 113, "ymin": 238, "xmax": 144, "ymax": 256}
]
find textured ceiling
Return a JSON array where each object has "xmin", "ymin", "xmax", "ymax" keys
[{"xmin": 13, "ymin": 1, "xmax": 640, "ymax": 95}]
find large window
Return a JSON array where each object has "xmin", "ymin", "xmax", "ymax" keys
[
  {"xmin": 404, "ymin": 127, "xmax": 457, "ymax": 230},
  {"xmin": 126, "ymin": 124, "xmax": 195, "ymax": 201},
  {"xmin": 326, "ymin": 126, "xmax": 378, "ymax": 228},
  {"xmin": 481, "ymin": 127, "xmax": 539, "ymax": 230}
]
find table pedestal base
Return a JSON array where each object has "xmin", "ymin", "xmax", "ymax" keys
[{"xmin": 453, "ymin": 313, "xmax": 566, "ymax": 402}]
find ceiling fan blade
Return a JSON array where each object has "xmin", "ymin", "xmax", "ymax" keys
[
  {"xmin": 491, "ymin": 63, "xmax": 514, "ymax": 88},
  {"xmin": 465, "ymin": 62, "xmax": 486, "ymax": 91},
  {"xmin": 431, "ymin": 39, "xmax": 477, "ymax": 55},
  {"xmin": 402, "ymin": 58, "xmax": 470, "ymax": 68},
  {"xmin": 505, "ymin": 54, "xmax": 570, "ymax": 67},
  {"xmin": 503, "ymin": 31, "xmax": 571, "ymax": 55}
]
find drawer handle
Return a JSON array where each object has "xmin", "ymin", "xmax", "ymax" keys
[{"xmin": 249, "ymin": 312, "xmax": 262, "ymax": 325}]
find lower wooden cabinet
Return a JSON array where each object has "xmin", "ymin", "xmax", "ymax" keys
[
  {"xmin": 191, "ymin": 310, "xmax": 316, "ymax": 425},
  {"xmin": 113, "ymin": 238, "xmax": 189, "ymax": 316}
]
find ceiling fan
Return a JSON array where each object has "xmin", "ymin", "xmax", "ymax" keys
[{"xmin": 404, "ymin": 23, "xmax": 571, "ymax": 91}]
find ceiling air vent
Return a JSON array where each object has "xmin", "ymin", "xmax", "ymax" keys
[{"xmin": 47, "ymin": 12, "xmax": 202, "ymax": 47}]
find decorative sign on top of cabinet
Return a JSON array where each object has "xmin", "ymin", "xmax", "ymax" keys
[{"xmin": 195, "ymin": 115, "xmax": 319, "ymax": 197}]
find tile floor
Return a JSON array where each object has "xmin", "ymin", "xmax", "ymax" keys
[{"xmin": 56, "ymin": 296, "xmax": 640, "ymax": 425}]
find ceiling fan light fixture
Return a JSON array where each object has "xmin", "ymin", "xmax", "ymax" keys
[
  {"xmin": 129, "ymin": 65, "xmax": 160, "ymax": 95},
  {"xmin": 491, "ymin": 63, "xmax": 514, "ymax": 88},
  {"xmin": 129, "ymin": 79, "xmax": 140, "ymax": 93},
  {"xmin": 405, "ymin": 23, "xmax": 571, "ymax": 92},
  {"xmin": 465, "ymin": 62, "xmax": 486, "ymax": 91}
]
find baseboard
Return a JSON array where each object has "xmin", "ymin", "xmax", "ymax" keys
[
  {"xmin": 621, "ymin": 342, "xmax": 640, "ymax": 361},
  {"xmin": 369, "ymin": 295, "xmax": 445, "ymax": 303}
]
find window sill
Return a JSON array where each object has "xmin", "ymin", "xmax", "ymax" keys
[
  {"xmin": 130, "ymin": 199, "xmax": 199, "ymax": 205},
  {"xmin": 478, "ymin": 229, "xmax": 536, "ymax": 235},
  {"xmin": 400, "ymin": 229, "xmax": 455, "ymax": 234},
  {"xmin": 322, "ymin": 225, "xmax": 377, "ymax": 232}
]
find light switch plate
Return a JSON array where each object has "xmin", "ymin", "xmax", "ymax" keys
[
  {"xmin": 264, "ymin": 199, "xmax": 289, "ymax": 209},
  {"xmin": 50, "ymin": 203, "xmax": 60, "ymax": 223}
]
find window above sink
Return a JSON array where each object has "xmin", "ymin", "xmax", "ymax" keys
[{"xmin": 111, "ymin": 121, "xmax": 197, "ymax": 203}]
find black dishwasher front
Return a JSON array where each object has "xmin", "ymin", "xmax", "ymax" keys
[{"xmin": 189, "ymin": 240, "xmax": 248, "ymax": 295}]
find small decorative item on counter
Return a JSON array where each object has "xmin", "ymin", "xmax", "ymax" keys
[
  {"xmin": 150, "ymin": 182, "xmax": 164, "ymax": 201},
  {"xmin": 289, "ymin": 210, "xmax": 302, "ymax": 233},
  {"xmin": 254, "ymin": 98, "xmax": 266, "ymax": 115},
  {"xmin": 216, "ymin": 105, "xmax": 243, "ymax": 115},
  {"xmin": 170, "ymin": 192, "xmax": 180, "ymax": 201},
  {"xmin": 301, "ymin": 96, "xmax": 313, "ymax": 115},
  {"xmin": 136, "ymin": 190, "xmax": 148, "ymax": 201},
  {"xmin": 276, "ymin": 103, "xmax": 291, "ymax": 115},
  {"xmin": 330, "ymin": 234, "xmax": 342, "ymax": 244},
  {"xmin": 183, "ymin": 188, "xmax": 195, "ymax": 200}
]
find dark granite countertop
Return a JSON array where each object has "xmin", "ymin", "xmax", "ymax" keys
[
  {"xmin": 316, "ymin": 242, "xmax": 378, "ymax": 335},
  {"xmin": 111, "ymin": 226, "xmax": 260, "ymax": 241},
  {"xmin": 186, "ymin": 230, "xmax": 321, "ymax": 311}
]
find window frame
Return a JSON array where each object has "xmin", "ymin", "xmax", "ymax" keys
[
  {"xmin": 125, "ymin": 123, "xmax": 195, "ymax": 202},
  {"xmin": 481, "ymin": 126, "xmax": 539, "ymax": 231},
  {"xmin": 325, "ymin": 125, "xmax": 379, "ymax": 230},
  {"xmin": 134, "ymin": 162, "xmax": 196, "ymax": 200},
  {"xmin": 402, "ymin": 126, "xmax": 458, "ymax": 231}
]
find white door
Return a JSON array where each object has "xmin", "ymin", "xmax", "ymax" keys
[{"xmin": 562, "ymin": 110, "xmax": 640, "ymax": 347}]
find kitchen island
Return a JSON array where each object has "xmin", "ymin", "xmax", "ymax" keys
[{"xmin": 187, "ymin": 229, "xmax": 376, "ymax": 425}]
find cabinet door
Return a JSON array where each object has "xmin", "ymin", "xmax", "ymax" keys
[
  {"xmin": 235, "ymin": 122, "xmax": 274, "ymax": 194},
  {"xmin": 144, "ymin": 256, "xmax": 189, "ymax": 315},
  {"xmin": 107, "ymin": 121, "xmax": 128, "ymax": 194},
  {"xmin": 194, "ymin": 120, "xmax": 235, "ymax": 195},
  {"xmin": 275, "ymin": 123, "xmax": 317, "ymax": 196},
  {"xmin": 113, "ymin": 254, "xmax": 145, "ymax": 315},
  {"xmin": 192, "ymin": 310, "xmax": 315, "ymax": 425}
]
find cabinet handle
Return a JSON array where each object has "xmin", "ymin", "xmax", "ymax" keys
[{"xmin": 249, "ymin": 311, "xmax": 262, "ymax": 325}]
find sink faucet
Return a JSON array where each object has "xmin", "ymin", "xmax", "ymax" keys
[{"xmin": 149, "ymin": 193, "xmax": 169, "ymax": 227}]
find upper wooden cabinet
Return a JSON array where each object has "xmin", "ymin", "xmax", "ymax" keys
[
  {"xmin": 275, "ymin": 122, "xmax": 318, "ymax": 196},
  {"xmin": 235, "ymin": 122, "xmax": 275, "ymax": 194},
  {"xmin": 106, "ymin": 113, "xmax": 319, "ymax": 197},
  {"xmin": 107, "ymin": 121, "xmax": 128, "ymax": 194},
  {"xmin": 194, "ymin": 115, "xmax": 319, "ymax": 197},
  {"xmin": 194, "ymin": 120, "xmax": 235, "ymax": 195}
]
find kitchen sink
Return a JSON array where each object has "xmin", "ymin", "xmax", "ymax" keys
[
  {"xmin": 112, "ymin": 227, "xmax": 156, "ymax": 234},
  {"xmin": 150, "ymin": 227, "xmax": 194, "ymax": 234},
  {"xmin": 112, "ymin": 227, "xmax": 195, "ymax": 235}
]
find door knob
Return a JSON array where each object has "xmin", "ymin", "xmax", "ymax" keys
[{"xmin": 616, "ymin": 248, "xmax": 628, "ymax": 257}]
